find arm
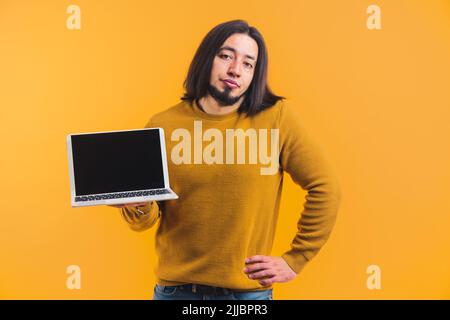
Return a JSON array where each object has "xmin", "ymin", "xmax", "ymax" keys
[
  {"xmin": 120, "ymin": 115, "xmax": 162, "ymax": 232},
  {"xmin": 278, "ymin": 101, "xmax": 342, "ymax": 274}
]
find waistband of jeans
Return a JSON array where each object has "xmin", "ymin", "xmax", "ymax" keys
[{"xmin": 176, "ymin": 283, "xmax": 236, "ymax": 295}]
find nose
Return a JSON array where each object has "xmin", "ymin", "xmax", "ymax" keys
[{"xmin": 227, "ymin": 60, "xmax": 241, "ymax": 78}]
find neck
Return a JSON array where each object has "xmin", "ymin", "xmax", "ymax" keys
[{"xmin": 198, "ymin": 95, "xmax": 243, "ymax": 115}]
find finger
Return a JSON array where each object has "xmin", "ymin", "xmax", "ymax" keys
[
  {"xmin": 247, "ymin": 268, "xmax": 276, "ymax": 280},
  {"xmin": 246, "ymin": 255, "xmax": 271, "ymax": 264},
  {"xmin": 258, "ymin": 275, "xmax": 278, "ymax": 286},
  {"xmin": 127, "ymin": 202, "xmax": 149, "ymax": 206},
  {"xmin": 114, "ymin": 204, "xmax": 135, "ymax": 208},
  {"xmin": 109, "ymin": 202, "xmax": 148, "ymax": 208},
  {"xmin": 243, "ymin": 263, "xmax": 270, "ymax": 274},
  {"xmin": 126, "ymin": 202, "xmax": 140, "ymax": 206}
]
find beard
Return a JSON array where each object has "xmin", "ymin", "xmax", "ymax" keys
[{"xmin": 208, "ymin": 83, "xmax": 245, "ymax": 107}]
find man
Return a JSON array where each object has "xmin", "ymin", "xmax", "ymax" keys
[{"xmin": 110, "ymin": 20, "xmax": 341, "ymax": 300}]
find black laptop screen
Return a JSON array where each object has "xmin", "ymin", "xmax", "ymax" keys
[{"xmin": 71, "ymin": 129, "xmax": 165, "ymax": 196}]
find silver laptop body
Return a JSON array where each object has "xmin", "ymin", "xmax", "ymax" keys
[{"xmin": 67, "ymin": 127, "xmax": 178, "ymax": 207}]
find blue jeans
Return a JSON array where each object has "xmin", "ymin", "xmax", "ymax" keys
[{"xmin": 153, "ymin": 283, "xmax": 273, "ymax": 300}]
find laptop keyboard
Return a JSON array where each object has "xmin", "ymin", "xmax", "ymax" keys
[{"xmin": 75, "ymin": 189, "xmax": 172, "ymax": 202}]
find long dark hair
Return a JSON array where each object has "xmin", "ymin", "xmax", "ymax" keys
[{"xmin": 181, "ymin": 19, "xmax": 284, "ymax": 117}]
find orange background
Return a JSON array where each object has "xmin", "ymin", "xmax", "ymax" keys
[{"xmin": 1, "ymin": 0, "xmax": 449, "ymax": 299}]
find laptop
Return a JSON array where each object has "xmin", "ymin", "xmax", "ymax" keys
[{"xmin": 66, "ymin": 127, "xmax": 178, "ymax": 207}]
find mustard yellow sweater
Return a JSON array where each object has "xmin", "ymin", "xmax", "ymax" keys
[{"xmin": 121, "ymin": 99, "xmax": 341, "ymax": 291}]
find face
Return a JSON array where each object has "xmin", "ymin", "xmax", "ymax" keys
[{"xmin": 208, "ymin": 33, "xmax": 258, "ymax": 106}]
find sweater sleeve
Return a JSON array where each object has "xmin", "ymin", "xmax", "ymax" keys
[{"xmin": 278, "ymin": 101, "xmax": 342, "ymax": 274}]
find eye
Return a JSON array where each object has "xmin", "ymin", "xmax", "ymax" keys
[
  {"xmin": 244, "ymin": 62, "xmax": 253, "ymax": 69},
  {"xmin": 219, "ymin": 53, "xmax": 232, "ymax": 60}
]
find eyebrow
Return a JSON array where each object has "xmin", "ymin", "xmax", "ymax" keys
[{"xmin": 218, "ymin": 46, "xmax": 256, "ymax": 61}]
